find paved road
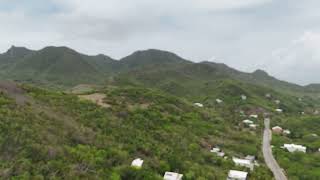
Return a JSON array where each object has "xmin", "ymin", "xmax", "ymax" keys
[{"xmin": 262, "ymin": 118, "xmax": 287, "ymax": 180}]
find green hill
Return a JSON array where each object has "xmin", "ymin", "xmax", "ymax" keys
[
  {"xmin": 0, "ymin": 77, "xmax": 318, "ymax": 179},
  {"xmin": 0, "ymin": 81, "xmax": 283, "ymax": 179},
  {"xmin": 0, "ymin": 46, "xmax": 120, "ymax": 87},
  {"xmin": 1, "ymin": 46, "xmax": 318, "ymax": 97}
]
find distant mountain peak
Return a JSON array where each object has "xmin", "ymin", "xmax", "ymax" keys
[
  {"xmin": 120, "ymin": 49, "xmax": 190, "ymax": 68},
  {"xmin": 5, "ymin": 45, "xmax": 33, "ymax": 58},
  {"xmin": 253, "ymin": 69, "xmax": 269, "ymax": 76}
]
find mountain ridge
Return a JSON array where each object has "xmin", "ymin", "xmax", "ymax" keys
[{"xmin": 0, "ymin": 45, "xmax": 318, "ymax": 95}]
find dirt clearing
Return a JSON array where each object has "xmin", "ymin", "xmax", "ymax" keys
[
  {"xmin": 78, "ymin": 93, "xmax": 111, "ymax": 108},
  {"xmin": 0, "ymin": 81, "xmax": 30, "ymax": 105}
]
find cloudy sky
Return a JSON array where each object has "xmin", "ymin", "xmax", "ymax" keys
[{"xmin": 0, "ymin": 0, "xmax": 319, "ymax": 85}]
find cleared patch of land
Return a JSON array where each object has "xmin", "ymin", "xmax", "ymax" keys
[
  {"xmin": 69, "ymin": 84, "xmax": 98, "ymax": 94},
  {"xmin": 0, "ymin": 81, "xmax": 30, "ymax": 105},
  {"xmin": 78, "ymin": 93, "xmax": 111, "ymax": 108}
]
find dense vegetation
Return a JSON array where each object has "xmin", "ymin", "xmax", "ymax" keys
[
  {"xmin": 0, "ymin": 83, "xmax": 278, "ymax": 179},
  {"xmin": 272, "ymin": 115, "xmax": 320, "ymax": 180},
  {"xmin": 0, "ymin": 45, "xmax": 319, "ymax": 179}
]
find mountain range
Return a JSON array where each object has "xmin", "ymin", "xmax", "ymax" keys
[{"xmin": 0, "ymin": 46, "xmax": 319, "ymax": 95}]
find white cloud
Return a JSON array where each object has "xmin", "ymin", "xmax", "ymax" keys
[
  {"xmin": 265, "ymin": 31, "xmax": 320, "ymax": 85},
  {"xmin": 1, "ymin": 0, "xmax": 320, "ymax": 85}
]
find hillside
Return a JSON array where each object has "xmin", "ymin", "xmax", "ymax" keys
[
  {"xmin": 1, "ymin": 46, "xmax": 319, "ymax": 97},
  {"xmin": 0, "ymin": 67, "xmax": 319, "ymax": 179},
  {"xmin": 0, "ymin": 46, "xmax": 119, "ymax": 87},
  {"xmin": 0, "ymin": 81, "xmax": 283, "ymax": 179}
]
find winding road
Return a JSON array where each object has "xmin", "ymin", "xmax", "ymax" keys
[{"xmin": 262, "ymin": 118, "xmax": 287, "ymax": 180}]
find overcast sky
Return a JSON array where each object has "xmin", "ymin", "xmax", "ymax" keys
[{"xmin": 0, "ymin": 0, "xmax": 319, "ymax": 85}]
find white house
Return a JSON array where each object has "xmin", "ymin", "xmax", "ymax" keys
[
  {"xmin": 232, "ymin": 157, "xmax": 254, "ymax": 171},
  {"xmin": 210, "ymin": 147, "xmax": 220, "ymax": 153},
  {"xmin": 241, "ymin": 95, "xmax": 247, "ymax": 100},
  {"xmin": 227, "ymin": 170, "xmax": 248, "ymax": 180},
  {"xmin": 249, "ymin": 114, "xmax": 258, "ymax": 119},
  {"xmin": 265, "ymin": 93, "xmax": 271, "ymax": 98},
  {"xmin": 272, "ymin": 126, "xmax": 283, "ymax": 134},
  {"xmin": 275, "ymin": 100, "xmax": 281, "ymax": 104},
  {"xmin": 283, "ymin": 144, "xmax": 307, "ymax": 153},
  {"xmin": 245, "ymin": 155, "xmax": 255, "ymax": 162},
  {"xmin": 194, "ymin": 103, "xmax": 204, "ymax": 108},
  {"xmin": 131, "ymin": 158, "xmax": 144, "ymax": 168},
  {"xmin": 243, "ymin": 119, "xmax": 254, "ymax": 124},
  {"xmin": 249, "ymin": 124, "xmax": 257, "ymax": 129},
  {"xmin": 217, "ymin": 152, "xmax": 225, "ymax": 157},
  {"xmin": 163, "ymin": 172, "xmax": 183, "ymax": 180},
  {"xmin": 210, "ymin": 147, "xmax": 225, "ymax": 157},
  {"xmin": 283, "ymin": 130, "xmax": 291, "ymax": 135},
  {"xmin": 275, "ymin": 109, "xmax": 283, "ymax": 113},
  {"xmin": 216, "ymin": 99, "xmax": 223, "ymax": 104}
]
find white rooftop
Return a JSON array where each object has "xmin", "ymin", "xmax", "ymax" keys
[
  {"xmin": 194, "ymin": 103, "xmax": 204, "ymax": 107},
  {"xmin": 272, "ymin": 126, "xmax": 283, "ymax": 130},
  {"xmin": 131, "ymin": 158, "xmax": 144, "ymax": 168},
  {"xmin": 283, "ymin": 130, "xmax": 291, "ymax": 135},
  {"xmin": 217, "ymin": 152, "xmax": 225, "ymax": 157},
  {"xmin": 249, "ymin": 124, "xmax": 257, "ymax": 128},
  {"xmin": 216, "ymin": 99, "xmax": 223, "ymax": 103},
  {"xmin": 228, "ymin": 170, "xmax": 248, "ymax": 180},
  {"xmin": 284, "ymin": 144, "xmax": 307, "ymax": 153},
  {"xmin": 249, "ymin": 114, "xmax": 258, "ymax": 118},
  {"xmin": 243, "ymin": 119, "xmax": 254, "ymax": 124},
  {"xmin": 163, "ymin": 172, "xmax": 183, "ymax": 180},
  {"xmin": 232, "ymin": 157, "xmax": 254, "ymax": 170},
  {"xmin": 210, "ymin": 147, "xmax": 220, "ymax": 153}
]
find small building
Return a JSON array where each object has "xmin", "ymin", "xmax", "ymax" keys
[
  {"xmin": 283, "ymin": 144, "xmax": 307, "ymax": 153},
  {"xmin": 272, "ymin": 126, "xmax": 283, "ymax": 134},
  {"xmin": 232, "ymin": 157, "xmax": 254, "ymax": 171},
  {"xmin": 210, "ymin": 147, "xmax": 225, "ymax": 157},
  {"xmin": 217, "ymin": 152, "xmax": 225, "ymax": 157},
  {"xmin": 131, "ymin": 158, "xmax": 144, "ymax": 168},
  {"xmin": 163, "ymin": 172, "xmax": 183, "ymax": 180},
  {"xmin": 241, "ymin": 95, "xmax": 247, "ymax": 100},
  {"xmin": 249, "ymin": 124, "xmax": 257, "ymax": 129},
  {"xmin": 216, "ymin": 99, "xmax": 223, "ymax": 104},
  {"xmin": 275, "ymin": 100, "xmax": 281, "ymax": 104},
  {"xmin": 245, "ymin": 155, "xmax": 255, "ymax": 162},
  {"xmin": 194, "ymin": 103, "xmax": 204, "ymax": 108},
  {"xmin": 275, "ymin": 109, "xmax": 283, "ymax": 113},
  {"xmin": 243, "ymin": 119, "xmax": 254, "ymax": 124},
  {"xmin": 283, "ymin": 129, "xmax": 291, "ymax": 135},
  {"xmin": 265, "ymin": 93, "xmax": 272, "ymax": 98},
  {"xmin": 227, "ymin": 170, "xmax": 248, "ymax": 180},
  {"xmin": 210, "ymin": 147, "xmax": 220, "ymax": 153},
  {"xmin": 249, "ymin": 114, "xmax": 258, "ymax": 119}
]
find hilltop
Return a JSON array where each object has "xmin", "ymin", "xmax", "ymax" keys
[{"xmin": 0, "ymin": 46, "xmax": 319, "ymax": 97}]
